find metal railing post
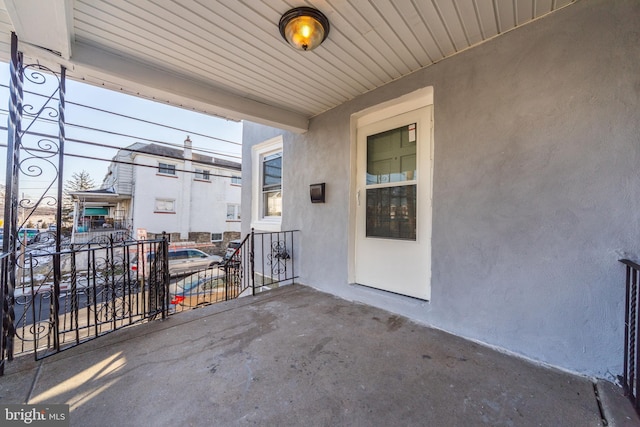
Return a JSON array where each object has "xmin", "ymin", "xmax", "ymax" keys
[
  {"xmin": 251, "ymin": 228, "xmax": 255, "ymax": 296},
  {"xmin": 161, "ymin": 232, "xmax": 169, "ymax": 319},
  {"xmin": 620, "ymin": 259, "xmax": 640, "ymax": 416}
]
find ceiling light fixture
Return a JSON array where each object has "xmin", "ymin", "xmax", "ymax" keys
[{"xmin": 279, "ymin": 7, "xmax": 330, "ymax": 51}]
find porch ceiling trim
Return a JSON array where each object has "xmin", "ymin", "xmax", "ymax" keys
[
  {"xmin": 70, "ymin": 42, "xmax": 310, "ymax": 134},
  {"xmin": 3, "ymin": 0, "xmax": 73, "ymax": 60}
]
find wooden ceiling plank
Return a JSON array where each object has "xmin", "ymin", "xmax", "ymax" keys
[
  {"xmin": 432, "ymin": 0, "xmax": 473, "ymax": 52},
  {"xmin": 515, "ymin": 0, "xmax": 535, "ymax": 25},
  {"xmin": 73, "ymin": 21, "xmax": 331, "ymax": 117},
  {"xmin": 451, "ymin": 0, "xmax": 484, "ymax": 46},
  {"xmin": 173, "ymin": 0, "xmax": 361, "ymax": 104},
  {"xmin": 368, "ymin": 0, "xmax": 426, "ymax": 70},
  {"xmin": 533, "ymin": 0, "xmax": 554, "ymax": 17},
  {"xmin": 474, "ymin": 0, "xmax": 500, "ymax": 39},
  {"xmin": 75, "ymin": 1, "xmax": 340, "ymax": 114},
  {"xmin": 413, "ymin": 0, "xmax": 457, "ymax": 57}
]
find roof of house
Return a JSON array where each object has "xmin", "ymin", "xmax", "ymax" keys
[{"xmin": 119, "ymin": 143, "xmax": 241, "ymax": 171}]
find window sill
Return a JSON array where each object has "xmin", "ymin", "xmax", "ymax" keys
[
  {"xmin": 194, "ymin": 179, "xmax": 211, "ymax": 183},
  {"xmin": 154, "ymin": 211, "xmax": 176, "ymax": 214},
  {"xmin": 156, "ymin": 173, "xmax": 178, "ymax": 178},
  {"xmin": 251, "ymin": 218, "xmax": 282, "ymax": 232}
]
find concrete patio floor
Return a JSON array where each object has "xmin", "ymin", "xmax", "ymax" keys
[{"xmin": 0, "ymin": 284, "xmax": 638, "ymax": 426}]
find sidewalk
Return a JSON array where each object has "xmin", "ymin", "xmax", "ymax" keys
[{"xmin": 1, "ymin": 284, "xmax": 637, "ymax": 426}]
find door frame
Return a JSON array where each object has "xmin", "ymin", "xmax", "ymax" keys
[{"xmin": 348, "ymin": 87, "xmax": 434, "ymax": 298}]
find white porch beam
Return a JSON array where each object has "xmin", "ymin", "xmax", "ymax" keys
[
  {"xmin": 70, "ymin": 42, "xmax": 309, "ymax": 134},
  {"xmin": 3, "ymin": 0, "xmax": 73, "ymax": 60}
]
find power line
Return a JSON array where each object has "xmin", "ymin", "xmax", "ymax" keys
[
  {"xmin": 0, "ymin": 130, "xmax": 242, "ymax": 180},
  {"xmin": 0, "ymin": 113, "xmax": 241, "ymax": 161},
  {"xmin": 0, "ymin": 108, "xmax": 241, "ymax": 160},
  {"xmin": 0, "ymin": 82, "xmax": 242, "ymax": 147}
]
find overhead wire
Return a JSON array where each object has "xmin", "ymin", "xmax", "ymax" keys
[
  {"xmin": 0, "ymin": 126, "xmax": 239, "ymax": 178},
  {"xmin": 0, "ymin": 77, "xmax": 244, "ymax": 195},
  {"xmin": 0, "ymin": 108, "xmax": 241, "ymax": 160},
  {"xmin": 0, "ymin": 82, "xmax": 242, "ymax": 148}
]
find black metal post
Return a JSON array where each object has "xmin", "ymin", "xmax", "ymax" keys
[
  {"xmin": 161, "ymin": 233, "xmax": 169, "ymax": 319},
  {"xmin": 250, "ymin": 228, "xmax": 255, "ymax": 296},
  {"xmin": 624, "ymin": 264, "xmax": 631, "ymax": 394},
  {"xmin": 2, "ymin": 33, "xmax": 24, "ymax": 365},
  {"xmin": 53, "ymin": 65, "xmax": 66, "ymax": 317}
]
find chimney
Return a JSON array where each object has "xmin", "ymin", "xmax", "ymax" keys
[{"xmin": 184, "ymin": 136, "xmax": 193, "ymax": 160}]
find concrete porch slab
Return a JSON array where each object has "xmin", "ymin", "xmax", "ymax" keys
[{"xmin": 0, "ymin": 284, "xmax": 632, "ymax": 426}]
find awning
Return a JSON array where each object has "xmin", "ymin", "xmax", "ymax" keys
[{"xmin": 84, "ymin": 207, "xmax": 109, "ymax": 216}]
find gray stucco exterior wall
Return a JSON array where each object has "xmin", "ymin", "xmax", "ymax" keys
[{"xmin": 242, "ymin": 0, "xmax": 640, "ymax": 378}]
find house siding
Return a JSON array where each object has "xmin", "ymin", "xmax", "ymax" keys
[
  {"xmin": 242, "ymin": 0, "xmax": 640, "ymax": 378},
  {"xmin": 132, "ymin": 158, "xmax": 241, "ymax": 237}
]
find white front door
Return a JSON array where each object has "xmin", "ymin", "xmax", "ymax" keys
[{"xmin": 355, "ymin": 106, "xmax": 432, "ymax": 300}]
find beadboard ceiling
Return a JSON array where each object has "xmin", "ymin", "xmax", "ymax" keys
[{"xmin": 0, "ymin": 0, "xmax": 576, "ymax": 132}]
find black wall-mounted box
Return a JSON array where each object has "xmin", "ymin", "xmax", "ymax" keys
[{"xmin": 310, "ymin": 183, "xmax": 325, "ymax": 203}]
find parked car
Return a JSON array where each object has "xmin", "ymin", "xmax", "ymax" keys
[
  {"xmin": 168, "ymin": 267, "xmax": 233, "ymax": 310},
  {"xmin": 224, "ymin": 239, "xmax": 242, "ymax": 262},
  {"xmin": 30, "ymin": 231, "xmax": 56, "ymax": 246},
  {"xmin": 18, "ymin": 228, "xmax": 39, "ymax": 245},
  {"xmin": 131, "ymin": 248, "xmax": 222, "ymax": 277}
]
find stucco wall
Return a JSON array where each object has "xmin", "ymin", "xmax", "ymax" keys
[{"xmin": 241, "ymin": 0, "xmax": 640, "ymax": 378}]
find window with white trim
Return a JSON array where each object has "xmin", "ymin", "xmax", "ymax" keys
[
  {"xmin": 227, "ymin": 204, "xmax": 241, "ymax": 221},
  {"xmin": 211, "ymin": 233, "xmax": 223, "ymax": 242},
  {"xmin": 251, "ymin": 136, "xmax": 283, "ymax": 231},
  {"xmin": 158, "ymin": 163, "xmax": 176, "ymax": 175},
  {"xmin": 262, "ymin": 153, "xmax": 282, "ymax": 217},
  {"xmin": 195, "ymin": 168, "xmax": 210, "ymax": 181},
  {"xmin": 231, "ymin": 175, "xmax": 242, "ymax": 185},
  {"xmin": 154, "ymin": 198, "xmax": 175, "ymax": 213}
]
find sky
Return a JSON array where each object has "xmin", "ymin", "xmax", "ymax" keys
[{"xmin": 0, "ymin": 61, "xmax": 243, "ymax": 201}]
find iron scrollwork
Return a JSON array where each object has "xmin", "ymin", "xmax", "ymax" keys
[{"xmin": 267, "ymin": 241, "xmax": 291, "ymax": 275}]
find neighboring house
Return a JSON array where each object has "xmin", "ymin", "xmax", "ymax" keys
[
  {"xmin": 72, "ymin": 137, "xmax": 241, "ymax": 247},
  {"xmin": 240, "ymin": 1, "xmax": 640, "ymax": 380}
]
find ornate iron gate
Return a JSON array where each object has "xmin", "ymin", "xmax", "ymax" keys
[
  {"xmin": 2, "ymin": 32, "xmax": 68, "ymax": 371},
  {"xmin": 0, "ymin": 34, "xmax": 172, "ymax": 370}
]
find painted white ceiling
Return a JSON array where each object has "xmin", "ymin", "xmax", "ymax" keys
[{"xmin": 0, "ymin": 0, "xmax": 576, "ymax": 132}]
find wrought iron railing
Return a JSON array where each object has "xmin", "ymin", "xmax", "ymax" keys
[
  {"xmin": 0, "ymin": 251, "xmax": 11, "ymax": 375},
  {"xmin": 251, "ymin": 229, "xmax": 299, "ymax": 294},
  {"xmin": 0, "ymin": 229, "xmax": 300, "ymax": 371},
  {"xmin": 10, "ymin": 235, "xmax": 168, "ymax": 360},
  {"xmin": 620, "ymin": 259, "xmax": 640, "ymax": 416}
]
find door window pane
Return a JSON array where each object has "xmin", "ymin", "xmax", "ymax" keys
[
  {"xmin": 366, "ymin": 185, "xmax": 416, "ymax": 240},
  {"xmin": 367, "ymin": 124, "xmax": 417, "ymax": 184}
]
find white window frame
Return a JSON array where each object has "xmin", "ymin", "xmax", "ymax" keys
[
  {"xmin": 158, "ymin": 162, "xmax": 176, "ymax": 176},
  {"xmin": 226, "ymin": 203, "xmax": 241, "ymax": 221},
  {"xmin": 210, "ymin": 233, "xmax": 223, "ymax": 242},
  {"xmin": 251, "ymin": 136, "xmax": 283, "ymax": 231},
  {"xmin": 195, "ymin": 168, "xmax": 211, "ymax": 181},
  {"xmin": 231, "ymin": 175, "xmax": 242, "ymax": 185}
]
